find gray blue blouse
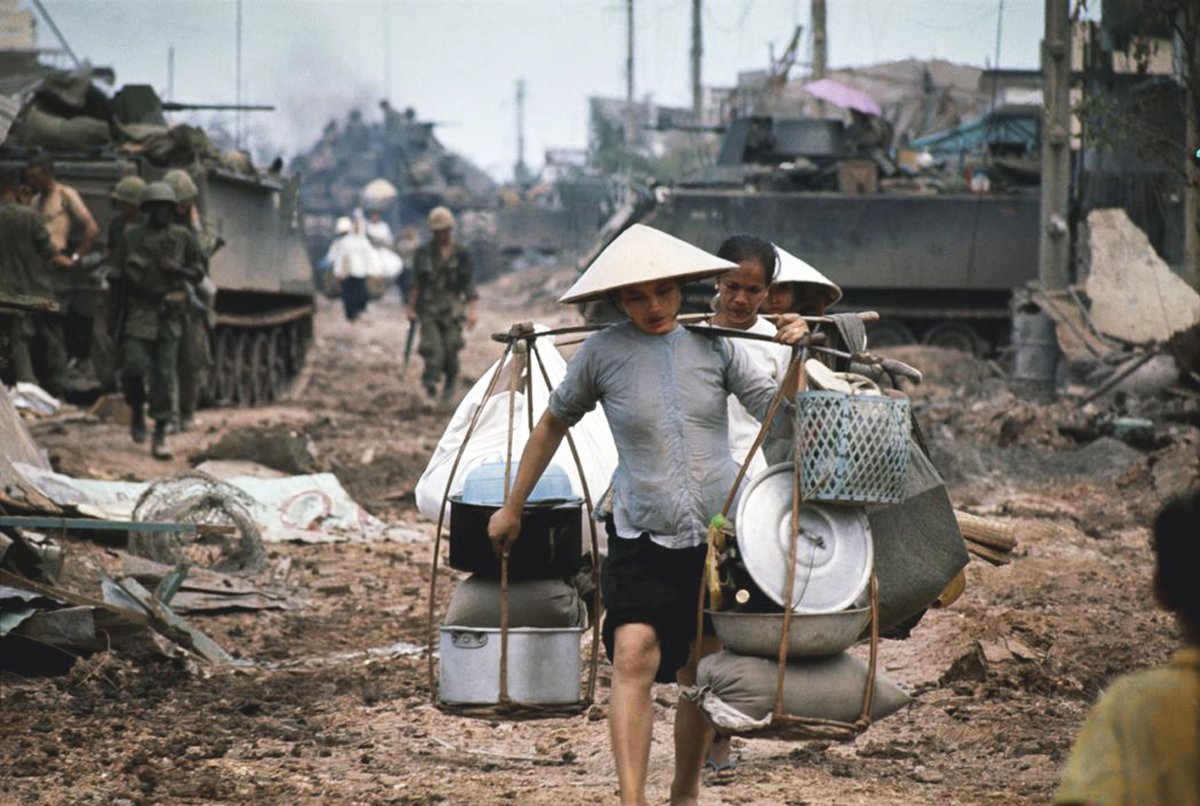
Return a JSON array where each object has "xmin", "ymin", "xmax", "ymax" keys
[{"xmin": 548, "ymin": 322, "xmax": 791, "ymax": 549}]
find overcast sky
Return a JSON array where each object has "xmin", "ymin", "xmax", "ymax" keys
[{"xmin": 41, "ymin": 0, "xmax": 1053, "ymax": 179}]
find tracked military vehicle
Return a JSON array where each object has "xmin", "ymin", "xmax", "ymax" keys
[
  {"xmin": 1, "ymin": 68, "xmax": 314, "ymax": 407},
  {"xmin": 580, "ymin": 115, "xmax": 1040, "ymax": 355}
]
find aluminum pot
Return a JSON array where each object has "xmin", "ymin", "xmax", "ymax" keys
[
  {"xmin": 448, "ymin": 497, "xmax": 583, "ymax": 580},
  {"xmin": 708, "ymin": 607, "xmax": 871, "ymax": 659},
  {"xmin": 438, "ymin": 626, "xmax": 583, "ymax": 705}
]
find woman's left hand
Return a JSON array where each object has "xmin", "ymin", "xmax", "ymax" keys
[{"xmin": 773, "ymin": 313, "xmax": 810, "ymax": 345}]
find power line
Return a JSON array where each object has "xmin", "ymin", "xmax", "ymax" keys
[{"xmin": 30, "ymin": 0, "xmax": 79, "ymax": 67}]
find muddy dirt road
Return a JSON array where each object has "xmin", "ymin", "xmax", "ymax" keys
[{"xmin": 3, "ymin": 272, "xmax": 1196, "ymax": 805}]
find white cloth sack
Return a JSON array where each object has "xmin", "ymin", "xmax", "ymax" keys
[{"xmin": 414, "ymin": 330, "xmax": 618, "ymax": 531}]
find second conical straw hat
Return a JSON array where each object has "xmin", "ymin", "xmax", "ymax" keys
[
  {"xmin": 560, "ymin": 224, "xmax": 737, "ymax": 304},
  {"xmin": 773, "ymin": 244, "xmax": 843, "ymax": 306}
]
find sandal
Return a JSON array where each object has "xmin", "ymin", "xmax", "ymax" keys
[{"xmin": 703, "ymin": 750, "xmax": 737, "ymax": 784}]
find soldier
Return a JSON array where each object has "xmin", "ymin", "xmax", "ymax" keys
[
  {"xmin": 106, "ymin": 175, "xmax": 146, "ymax": 252},
  {"xmin": 0, "ymin": 167, "xmax": 60, "ymax": 391},
  {"xmin": 26, "ymin": 154, "xmax": 100, "ymax": 360},
  {"xmin": 406, "ymin": 206, "xmax": 477, "ymax": 401},
  {"xmin": 163, "ymin": 168, "xmax": 214, "ymax": 432},
  {"xmin": 110, "ymin": 182, "xmax": 204, "ymax": 459},
  {"xmin": 91, "ymin": 175, "xmax": 148, "ymax": 390}
]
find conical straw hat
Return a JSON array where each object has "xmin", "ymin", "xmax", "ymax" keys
[
  {"xmin": 773, "ymin": 244, "xmax": 843, "ymax": 306},
  {"xmin": 560, "ymin": 224, "xmax": 737, "ymax": 304}
]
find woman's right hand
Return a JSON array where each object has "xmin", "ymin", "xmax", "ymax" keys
[{"xmin": 487, "ymin": 504, "xmax": 521, "ymax": 558}]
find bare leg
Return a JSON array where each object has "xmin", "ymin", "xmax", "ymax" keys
[
  {"xmin": 610, "ymin": 623, "xmax": 660, "ymax": 806},
  {"xmin": 670, "ymin": 635, "xmax": 722, "ymax": 805}
]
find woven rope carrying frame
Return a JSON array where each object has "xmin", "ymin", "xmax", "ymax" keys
[
  {"xmin": 694, "ymin": 345, "xmax": 880, "ymax": 741},
  {"xmin": 427, "ymin": 326, "xmax": 602, "ymax": 720}
]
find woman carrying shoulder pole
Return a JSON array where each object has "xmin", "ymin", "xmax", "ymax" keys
[{"xmin": 488, "ymin": 224, "xmax": 810, "ymax": 806}]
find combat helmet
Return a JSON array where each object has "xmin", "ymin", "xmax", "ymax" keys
[
  {"xmin": 111, "ymin": 175, "xmax": 147, "ymax": 205},
  {"xmin": 140, "ymin": 181, "xmax": 177, "ymax": 208},
  {"xmin": 163, "ymin": 169, "xmax": 198, "ymax": 202},
  {"xmin": 427, "ymin": 205, "xmax": 455, "ymax": 231}
]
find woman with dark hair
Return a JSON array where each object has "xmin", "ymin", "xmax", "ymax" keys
[
  {"xmin": 1055, "ymin": 488, "xmax": 1200, "ymax": 806},
  {"xmin": 711, "ymin": 234, "xmax": 794, "ymax": 478},
  {"xmin": 761, "ymin": 244, "xmax": 842, "ymax": 317},
  {"xmin": 489, "ymin": 224, "xmax": 809, "ymax": 806}
]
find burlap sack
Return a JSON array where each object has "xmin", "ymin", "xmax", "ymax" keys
[
  {"xmin": 685, "ymin": 650, "xmax": 909, "ymax": 733},
  {"xmin": 444, "ymin": 576, "xmax": 587, "ymax": 629}
]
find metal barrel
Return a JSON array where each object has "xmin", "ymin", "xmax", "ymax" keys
[{"xmin": 1011, "ymin": 307, "xmax": 1059, "ymax": 395}]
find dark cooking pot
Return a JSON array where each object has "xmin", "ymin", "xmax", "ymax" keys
[{"xmin": 448, "ymin": 496, "xmax": 584, "ymax": 580}]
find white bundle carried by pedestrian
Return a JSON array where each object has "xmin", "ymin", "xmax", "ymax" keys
[{"xmin": 414, "ymin": 327, "xmax": 618, "ymax": 534}]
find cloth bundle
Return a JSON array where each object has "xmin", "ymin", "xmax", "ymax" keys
[{"xmin": 684, "ymin": 651, "xmax": 909, "ymax": 733}]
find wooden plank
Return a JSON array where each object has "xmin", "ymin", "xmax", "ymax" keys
[
  {"xmin": 0, "ymin": 516, "xmax": 235, "ymax": 535},
  {"xmin": 114, "ymin": 576, "xmax": 233, "ymax": 664},
  {"xmin": 0, "ymin": 568, "xmax": 152, "ymax": 628}
]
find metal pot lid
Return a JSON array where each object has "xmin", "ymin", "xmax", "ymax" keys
[{"xmin": 735, "ymin": 463, "xmax": 873, "ymax": 613}]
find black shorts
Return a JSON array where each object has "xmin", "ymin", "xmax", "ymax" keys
[{"xmin": 600, "ymin": 519, "xmax": 713, "ymax": 684}]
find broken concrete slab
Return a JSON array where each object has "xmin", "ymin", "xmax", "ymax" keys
[{"xmin": 1084, "ymin": 208, "xmax": 1200, "ymax": 345}]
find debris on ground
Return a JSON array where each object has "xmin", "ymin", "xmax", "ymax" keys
[
  {"xmin": 1081, "ymin": 208, "xmax": 1200, "ymax": 346},
  {"xmin": 198, "ymin": 426, "xmax": 321, "ymax": 475},
  {"xmin": 9, "ymin": 382, "xmax": 61, "ymax": 417}
]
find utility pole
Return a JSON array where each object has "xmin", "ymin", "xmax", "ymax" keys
[
  {"xmin": 1178, "ymin": 11, "xmax": 1199, "ymax": 289},
  {"xmin": 691, "ymin": 0, "xmax": 702, "ymax": 123},
  {"xmin": 383, "ymin": 1, "xmax": 392, "ymax": 103},
  {"xmin": 235, "ymin": 0, "xmax": 243, "ymax": 149},
  {"xmin": 515, "ymin": 79, "xmax": 528, "ymax": 188},
  {"xmin": 167, "ymin": 45, "xmax": 175, "ymax": 102},
  {"xmin": 1038, "ymin": 0, "xmax": 1071, "ymax": 291},
  {"xmin": 811, "ymin": 0, "xmax": 827, "ymax": 116},
  {"xmin": 625, "ymin": 0, "xmax": 636, "ymax": 151}
]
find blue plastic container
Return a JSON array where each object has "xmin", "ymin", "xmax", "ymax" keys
[{"xmin": 460, "ymin": 461, "xmax": 576, "ymax": 505}]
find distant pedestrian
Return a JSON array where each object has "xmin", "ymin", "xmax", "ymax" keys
[
  {"xmin": 326, "ymin": 216, "xmax": 375, "ymax": 322},
  {"xmin": 406, "ymin": 206, "xmax": 477, "ymax": 401},
  {"xmin": 1055, "ymin": 488, "xmax": 1200, "ymax": 806}
]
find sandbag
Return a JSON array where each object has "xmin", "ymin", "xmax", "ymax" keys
[
  {"xmin": 865, "ymin": 439, "xmax": 969, "ymax": 632},
  {"xmin": 444, "ymin": 576, "xmax": 587, "ymax": 629},
  {"xmin": 685, "ymin": 650, "xmax": 909, "ymax": 734},
  {"xmin": 22, "ymin": 106, "xmax": 110, "ymax": 151}
]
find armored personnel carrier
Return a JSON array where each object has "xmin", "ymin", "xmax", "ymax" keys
[
  {"xmin": 580, "ymin": 115, "xmax": 1040, "ymax": 355},
  {"xmin": 1, "ymin": 69, "xmax": 314, "ymax": 407}
]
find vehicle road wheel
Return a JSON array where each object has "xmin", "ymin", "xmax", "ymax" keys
[
  {"xmin": 287, "ymin": 319, "xmax": 310, "ymax": 374},
  {"xmin": 265, "ymin": 328, "xmax": 287, "ymax": 401},
  {"xmin": 249, "ymin": 331, "xmax": 270, "ymax": 405},
  {"xmin": 234, "ymin": 331, "xmax": 255, "ymax": 406},
  {"xmin": 866, "ymin": 321, "xmax": 916, "ymax": 349},
  {"xmin": 211, "ymin": 328, "xmax": 237, "ymax": 406},
  {"xmin": 922, "ymin": 322, "xmax": 984, "ymax": 356}
]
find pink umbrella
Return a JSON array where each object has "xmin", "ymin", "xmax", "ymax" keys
[{"xmin": 803, "ymin": 78, "xmax": 882, "ymax": 116}]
